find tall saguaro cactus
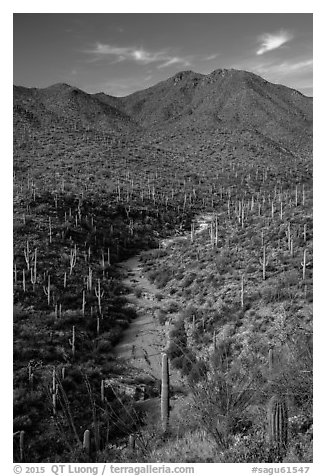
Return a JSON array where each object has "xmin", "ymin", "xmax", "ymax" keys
[
  {"xmin": 268, "ymin": 348, "xmax": 275, "ymax": 375},
  {"xmin": 267, "ymin": 395, "xmax": 288, "ymax": 461},
  {"xmin": 129, "ymin": 434, "xmax": 136, "ymax": 452},
  {"xmin": 19, "ymin": 430, "xmax": 25, "ymax": 462},
  {"xmin": 43, "ymin": 274, "xmax": 51, "ymax": 306},
  {"xmin": 69, "ymin": 326, "xmax": 76, "ymax": 358},
  {"xmin": 95, "ymin": 279, "xmax": 104, "ymax": 315},
  {"xmin": 83, "ymin": 429, "xmax": 91, "ymax": 457},
  {"xmin": 301, "ymin": 249, "xmax": 310, "ymax": 281},
  {"xmin": 190, "ymin": 221, "xmax": 195, "ymax": 243},
  {"xmin": 30, "ymin": 248, "xmax": 37, "ymax": 290},
  {"xmin": 24, "ymin": 240, "xmax": 31, "ymax": 271},
  {"xmin": 259, "ymin": 245, "xmax": 269, "ymax": 280},
  {"xmin": 161, "ymin": 352, "xmax": 170, "ymax": 433},
  {"xmin": 69, "ymin": 244, "xmax": 77, "ymax": 275},
  {"xmin": 52, "ymin": 367, "xmax": 57, "ymax": 415}
]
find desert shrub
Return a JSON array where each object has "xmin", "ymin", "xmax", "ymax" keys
[
  {"xmin": 219, "ymin": 421, "xmax": 313, "ymax": 463},
  {"xmin": 270, "ymin": 334, "xmax": 312, "ymax": 413},
  {"xmin": 190, "ymin": 344, "xmax": 264, "ymax": 450},
  {"xmin": 155, "ymin": 292, "xmax": 164, "ymax": 301},
  {"xmin": 260, "ymin": 283, "xmax": 281, "ymax": 303},
  {"xmin": 96, "ymin": 339, "xmax": 113, "ymax": 353},
  {"xmin": 279, "ymin": 270, "xmax": 300, "ymax": 287},
  {"xmin": 219, "ymin": 428, "xmax": 277, "ymax": 463},
  {"xmin": 13, "ymin": 304, "xmax": 29, "ymax": 321},
  {"xmin": 215, "ymin": 250, "xmax": 231, "ymax": 274},
  {"xmin": 134, "ymin": 287, "xmax": 142, "ymax": 298},
  {"xmin": 167, "ymin": 319, "xmax": 188, "ymax": 360},
  {"xmin": 163, "ymin": 300, "xmax": 180, "ymax": 313},
  {"xmin": 182, "ymin": 272, "xmax": 197, "ymax": 287},
  {"xmin": 147, "ymin": 267, "xmax": 172, "ymax": 288},
  {"xmin": 187, "ymin": 358, "xmax": 207, "ymax": 384},
  {"xmin": 155, "ymin": 309, "xmax": 169, "ymax": 325}
]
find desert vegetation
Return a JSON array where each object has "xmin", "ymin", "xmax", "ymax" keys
[{"xmin": 13, "ymin": 69, "xmax": 312, "ymax": 463}]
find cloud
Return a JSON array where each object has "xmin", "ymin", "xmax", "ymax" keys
[
  {"xmin": 253, "ymin": 59, "xmax": 313, "ymax": 76},
  {"xmin": 157, "ymin": 57, "xmax": 190, "ymax": 69},
  {"xmin": 256, "ymin": 30, "xmax": 293, "ymax": 55},
  {"xmin": 84, "ymin": 42, "xmax": 190, "ymax": 69},
  {"xmin": 278, "ymin": 59, "xmax": 313, "ymax": 72},
  {"xmin": 203, "ymin": 53, "xmax": 220, "ymax": 61}
]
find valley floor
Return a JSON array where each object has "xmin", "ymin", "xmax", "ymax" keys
[{"xmin": 113, "ymin": 213, "xmax": 215, "ymax": 382}]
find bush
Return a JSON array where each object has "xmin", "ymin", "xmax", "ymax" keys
[
  {"xmin": 190, "ymin": 344, "xmax": 265, "ymax": 450},
  {"xmin": 155, "ymin": 309, "xmax": 169, "ymax": 325},
  {"xmin": 163, "ymin": 300, "xmax": 180, "ymax": 313},
  {"xmin": 134, "ymin": 287, "xmax": 142, "ymax": 298}
]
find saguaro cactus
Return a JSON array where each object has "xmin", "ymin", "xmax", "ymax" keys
[
  {"xmin": 268, "ymin": 348, "xmax": 275, "ymax": 375},
  {"xmin": 82, "ymin": 290, "xmax": 86, "ymax": 316},
  {"xmin": 101, "ymin": 379, "xmax": 105, "ymax": 403},
  {"xmin": 301, "ymin": 249, "xmax": 311, "ymax": 281},
  {"xmin": 95, "ymin": 279, "xmax": 104, "ymax": 315},
  {"xmin": 69, "ymin": 244, "xmax": 77, "ymax": 275},
  {"xmin": 303, "ymin": 224, "xmax": 307, "ymax": 243},
  {"xmin": 52, "ymin": 367, "xmax": 57, "ymax": 415},
  {"xmin": 161, "ymin": 352, "xmax": 170, "ymax": 433},
  {"xmin": 69, "ymin": 326, "xmax": 76, "ymax": 358},
  {"xmin": 286, "ymin": 223, "xmax": 291, "ymax": 251},
  {"xmin": 43, "ymin": 274, "xmax": 51, "ymax": 306},
  {"xmin": 129, "ymin": 434, "xmax": 136, "ymax": 452},
  {"xmin": 87, "ymin": 266, "xmax": 93, "ymax": 291},
  {"xmin": 259, "ymin": 245, "xmax": 269, "ymax": 280},
  {"xmin": 24, "ymin": 240, "xmax": 31, "ymax": 271},
  {"xmin": 28, "ymin": 362, "xmax": 34, "ymax": 388},
  {"xmin": 215, "ymin": 216, "xmax": 218, "ymax": 247},
  {"xmin": 83, "ymin": 429, "xmax": 91, "ymax": 457},
  {"xmin": 19, "ymin": 430, "xmax": 25, "ymax": 462},
  {"xmin": 48, "ymin": 216, "xmax": 52, "ymax": 244},
  {"xmin": 30, "ymin": 248, "xmax": 37, "ymax": 290},
  {"xmin": 267, "ymin": 395, "xmax": 288, "ymax": 461},
  {"xmin": 191, "ymin": 222, "xmax": 195, "ymax": 243}
]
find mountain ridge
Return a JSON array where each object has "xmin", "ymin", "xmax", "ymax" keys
[{"xmin": 13, "ymin": 68, "xmax": 313, "ymax": 156}]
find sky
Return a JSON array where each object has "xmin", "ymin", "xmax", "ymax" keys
[{"xmin": 13, "ymin": 13, "xmax": 313, "ymax": 97}]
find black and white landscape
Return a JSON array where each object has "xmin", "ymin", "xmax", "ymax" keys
[{"xmin": 13, "ymin": 13, "xmax": 313, "ymax": 464}]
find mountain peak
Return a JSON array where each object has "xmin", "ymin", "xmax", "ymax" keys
[
  {"xmin": 13, "ymin": 69, "xmax": 313, "ymax": 155},
  {"xmin": 172, "ymin": 70, "xmax": 196, "ymax": 78},
  {"xmin": 44, "ymin": 82, "xmax": 73, "ymax": 91},
  {"xmin": 171, "ymin": 70, "xmax": 204, "ymax": 83}
]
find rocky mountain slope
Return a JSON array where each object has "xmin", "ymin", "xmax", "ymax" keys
[
  {"xmin": 13, "ymin": 83, "xmax": 136, "ymax": 135},
  {"xmin": 14, "ymin": 68, "xmax": 313, "ymax": 155}
]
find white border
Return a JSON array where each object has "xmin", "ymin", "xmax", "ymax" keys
[{"xmin": 3, "ymin": 3, "xmax": 323, "ymax": 475}]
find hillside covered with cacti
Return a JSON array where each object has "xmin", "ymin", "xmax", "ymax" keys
[{"xmin": 13, "ymin": 69, "xmax": 312, "ymax": 463}]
